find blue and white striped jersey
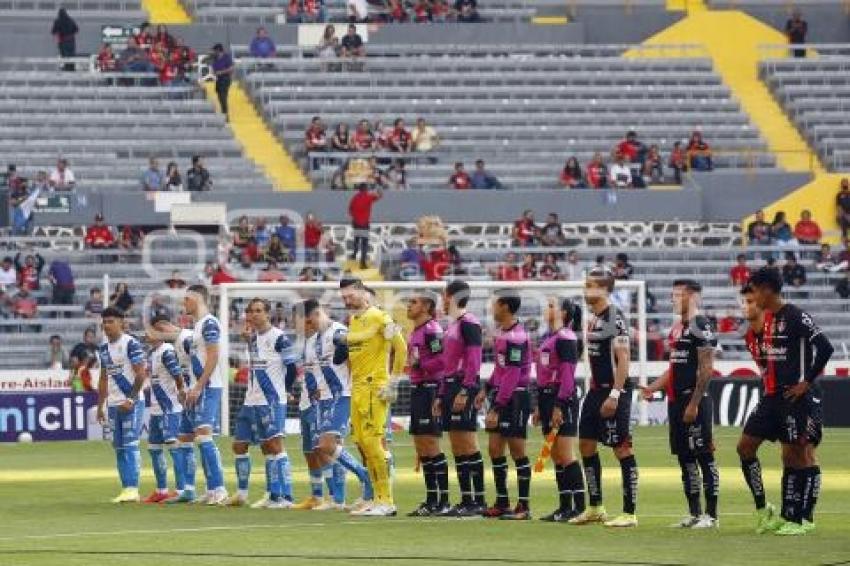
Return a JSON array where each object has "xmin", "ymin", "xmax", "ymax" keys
[
  {"xmin": 244, "ymin": 326, "xmax": 297, "ymax": 407},
  {"xmin": 149, "ymin": 342, "xmax": 184, "ymax": 416},
  {"xmin": 300, "ymin": 322, "xmax": 351, "ymax": 411},
  {"xmin": 191, "ymin": 313, "xmax": 223, "ymax": 389},
  {"xmin": 174, "ymin": 328, "xmax": 195, "ymax": 388},
  {"xmin": 98, "ymin": 333, "xmax": 145, "ymax": 406}
]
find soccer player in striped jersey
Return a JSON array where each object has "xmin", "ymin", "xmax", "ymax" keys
[
  {"xmin": 226, "ymin": 298, "xmax": 297, "ymax": 508},
  {"xmin": 742, "ymin": 269, "xmax": 833, "ymax": 536},
  {"xmin": 96, "ymin": 307, "xmax": 147, "ymax": 503},
  {"xmin": 641, "ymin": 280, "xmax": 718, "ymax": 529},
  {"xmin": 142, "ymin": 329, "xmax": 186, "ymax": 504},
  {"xmin": 483, "ymin": 291, "xmax": 533, "ymax": 520},
  {"xmin": 152, "ymin": 317, "xmax": 199, "ymax": 504},
  {"xmin": 535, "ymin": 298, "xmax": 584, "ymax": 522},
  {"xmin": 435, "ymin": 280, "xmax": 487, "ymax": 518},
  {"xmin": 296, "ymin": 299, "xmax": 374, "ymax": 511},
  {"xmin": 405, "ymin": 291, "xmax": 450, "ymax": 516},
  {"xmin": 183, "ymin": 285, "xmax": 228, "ymax": 505}
]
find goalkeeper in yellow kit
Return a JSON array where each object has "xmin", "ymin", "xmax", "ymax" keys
[{"xmin": 338, "ymin": 278, "xmax": 407, "ymax": 517}]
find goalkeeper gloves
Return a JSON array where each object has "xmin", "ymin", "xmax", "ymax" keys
[{"xmin": 378, "ymin": 375, "xmax": 405, "ymax": 402}]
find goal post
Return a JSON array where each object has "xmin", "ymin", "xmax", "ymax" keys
[{"xmin": 216, "ymin": 279, "xmax": 649, "ymax": 436}]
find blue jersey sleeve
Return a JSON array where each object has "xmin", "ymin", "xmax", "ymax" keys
[
  {"xmin": 126, "ymin": 338, "xmax": 145, "ymax": 366},
  {"xmin": 304, "ymin": 371, "xmax": 318, "ymax": 396},
  {"xmin": 201, "ymin": 318, "xmax": 221, "ymax": 344},
  {"xmin": 275, "ymin": 333, "xmax": 298, "ymax": 365},
  {"xmin": 161, "ymin": 349, "xmax": 183, "ymax": 380}
]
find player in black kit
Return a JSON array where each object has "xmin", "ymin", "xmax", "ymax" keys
[
  {"xmin": 570, "ymin": 267, "xmax": 638, "ymax": 528},
  {"xmin": 642, "ymin": 280, "xmax": 718, "ymax": 529},
  {"xmin": 745, "ymin": 267, "xmax": 833, "ymax": 536}
]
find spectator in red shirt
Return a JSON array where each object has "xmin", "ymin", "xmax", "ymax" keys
[
  {"xmin": 559, "ymin": 156, "xmax": 584, "ymax": 189},
  {"xmin": 491, "ymin": 252, "xmax": 521, "ymax": 281},
  {"xmin": 351, "ymin": 119, "xmax": 374, "ymax": 151},
  {"xmin": 84, "ymin": 213, "xmax": 115, "ymax": 249},
  {"xmin": 259, "ymin": 260, "xmax": 286, "ymax": 282},
  {"xmin": 388, "ymin": 118, "xmax": 411, "ymax": 152},
  {"xmin": 669, "ymin": 141, "xmax": 687, "ymax": 184},
  {"xmin": 96, "ymin": 43, "xmax": 116, "ymax": 71},
  {"xmin": 687, "ymin": 131, "xmax": 712, "ymax": 171},
  {"xmin": 304, "ymin": 211, "xmax": 323, "ymax": 263},
  {"xmin": 421, "ymin": 246, "xmax": 450, "ymax": 281},
  {"xmin": 586, "ymin": 152, "xmax": 608, "ymax": 189},
  {"xmin": 12, "ymin": 288, "xmax": 37, "ymax": 319},
  {"xmin": 14, "ymin": 252, "xmax": 44, "ymax": 291},
  {"xmin": 729, "ymin": 253, "xmax": 751, "ymax": 286},
  {"xmin": 133, "ymin": 22, "xmax": 153, "ymax": 50},
  {"xmin": 717, "ymin": 310, "xmax": 739, "ymax": 334},
  {"xmin": 520, "ymin": 253, "xmax": 537, "ymax": 280},
  {"xmin": 305, "ymin": 116, "xmax": 328, "ymax": 152},
  {"xmin": 373, "ymin": 120, "xmax": 391, "ymax": 150},
  {"xmin": 793, "ymin": 209, "xmax": 822, "ymax": 245},
  {"xmin": 449, "ymin": 162, "xmax": 471, "ymax": 190},
  {"xmin": 512, "ymin": 209, "xmax": 538, "ymax": 246},
  {"xmin": 171, "ymin": 38, "xmax": 196, "ymax": 73},
  {"xmin": 615, "ymin": 130, "xmax": 644, "ymax": 164},
  {"xmin": 154, "ymin": 24, "xmax": 174, "ymax": 50},
  {"xmin": 211, "ymin": 263, "xmax": 239, "ymax": 285},
  {"xmin": 348, "ymin": 184, "xmax": 382, "ymax": 269}
]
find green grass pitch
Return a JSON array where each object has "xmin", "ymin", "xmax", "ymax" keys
[{"xmin": 1, "ymin": 427, "xmax": 849, "ymax": 566}]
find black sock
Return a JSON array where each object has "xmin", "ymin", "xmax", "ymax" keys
[
  {"xmin": 805, "ymin": 466, "xmax": 821, "ymax": 522},
  {"xmin": 455, "ymin": 454, "xmax": 472, "ymax": 505},
  {"xmin": 741, "ymin": 457, "xmax": 766, "ymax": 510},
  {"xmin": 619, "ymin": 455, "xmax": 639, "ymax": 515},
  {"xmin": 491, "ymin": 456, "xmax": 509, "ymax": 507},
  {"xmin": 555, "ymin": 465, "xmax": 571, "ymax": 511},
  {"xmin": 565, "ymin": 461, "xmax": 586, "ymax": 513},
  {"xmin": 514, "ymin": 456, "xmax": 531, "ymax": 509},
  {"xmin": 469, "ymin": 452, "xmax": 486, "ymax": 505},
  {"xmin": 781, "ymin": 468, "xmax": 800, "ymax": 523},
  {"xmin": 582, "ymin": 453, "xmax": 603, "ymax": 507},
  {"xmin": 422, "ymin": 456, "xmax": 437, "ymax": 505},
  {"xmin": 433, "ymin": 453, "xmax": 449, "ymax": 506},
  {"xmin": 697, "ymin": 453, "xmax": 720, "ymax": 519},
  {"xmin": 799, "ymin": 466, "xmax": 816, "ymax": 523},
  {"xmin": 678, "ymin": 454, "xmax": 702, "ymax": 517}
]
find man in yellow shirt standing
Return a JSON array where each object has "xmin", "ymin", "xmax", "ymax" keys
[{"xmin": 339, "ymin": 278, "xmax": 407, "ymax": 517}]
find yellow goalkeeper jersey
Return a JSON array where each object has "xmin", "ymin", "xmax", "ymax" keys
[{"xmin": 347, "ymin": 305, "xmax": 407, "ymax": 387}]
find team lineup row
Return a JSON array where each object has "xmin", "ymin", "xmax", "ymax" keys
[{"xmin": 94, "ymin": 267, "xmax": 832, "ymax": 534}]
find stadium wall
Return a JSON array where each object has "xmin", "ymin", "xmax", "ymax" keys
[{"xmin": 728, "ymin": 4, "xmax": 850, "ymax": 43}]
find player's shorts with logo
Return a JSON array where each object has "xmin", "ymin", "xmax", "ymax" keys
[
  {"xmin": 537, "ymin": 386, "xmax": 579, "ymax": 437},
  {"xmin": 191, "ymin": 386, "xmax": 221, "ymax": 431},
  {"xmin": 109, "ymin": 402, "xmax": 145, "ymax": 449},
  {"xmin": 579, "ymin": 384, "xmax": 633, "ymax": 447},
  {"xmin": 409, "ymin": 382, "xmax": 442, "ymax": 436},
  {"xmin": 235, "ymin": 403, "xmax": 286, "ymax": 444},
  {"xmin": 485, "ymin": 388, "xmax": 531, "ymax": 439},
  {"xmin": 319, "ymin": 396, "xmax": 351, "ymax": 438},
  {"xmin": 668, "ymin": 393, "xmax": 714, "ymax": 455},
  {"xmin": 441, "ymin": 376, "xmax": 479, "ymax": 432},
  {"xmin": 743, "ymin": 391, "xmax": 822, "ymax": 446},
  {"xmin": 148, "ymin": 412, "xmax": 181, "ymax": 445}
]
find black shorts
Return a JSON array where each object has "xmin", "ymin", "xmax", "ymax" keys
[
  {"xmin": 409, "ymin": 382, "xmax": 442, "ymax": 437},
  {"xmin": 668, "ymin": 394, "xmax": 714, "ymax": 455},
  {"xmin": 579, "ymin": 386, "xmax": 633, "ymax": 448},
  {"xmin": 486, "ymin": 389, "xmax": 531, "ymax": 439},
  {"xmin": 743, "ymin": 392, "xmax": 822, "ymax": 446},
  {"xmin": 538, "ymin": 387, "xmax": 579, "ymax": 437},
  {"xmin": 441, "ymin": 376, "xmax": 479, "ymax": 432}
]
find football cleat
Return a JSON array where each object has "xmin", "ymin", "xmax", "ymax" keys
[
  {"xmin": 142, "ymin": 491, "xmax": 170, "ymax": 504},
  {"xmin": 110, "ymin": 488, "xmax": 140, "ymax": 504},
  {"xmin": 691, "ymin": 515, "xmax": 719, "ymax": 529},
  {"xmin": 165, "ymin": 489, "xmax": 196, "ymax": 504},
  {"xmin": 346, "ymin": 498, "xmax": 373, "ymax": 513},
  {"xmin": 313, "ymin": 500, "xmax": 345, "ymax": 511},
  {"xmin": 223, "ymin": 494, "xmax": 248, "ymax": 507},
  {"xmin": 604, "ymin": 513, "xmax": 638, "ymax": 528},
  {"xmin": 802, "ymin": 520, "xmax": 816, "ymax": 534},
  {"xmin": 267, "ymin": 498, "xmax": 294, "ymax": 509},
  {"xmin": 482, "ymin": 503, "xmax": 511, "ymax": 519},
  {"xmin": 207, "ymin": 488, "xmax": 229, "ymax": 506},
  {"xmin": 250, "ymin": 494, "xmax": 272, "ymax": 509},
  {"xmin": 671, "ymin": 515, "xmax": 700, "ymax": 528},
  {"xmin": 755, "ymin": 503, "xmax": 780, "ymax": 534},
  {"xmin": 568, "ymin": 505, "xmax": 608, "ymax": 525},
  {"xmin": 292, "ymin": 496, "xmax": 323, "ymax": 510},
  {"xmin": 355, "ymin": 503, "xmax": 397, "ymax": 517},
  {"xmin": 540, "ymin": 509, "xmax": 577, "ymax": 523},
  {"xmin": 407, "ymin": 502, "xmax": 435, "ymax": 517},
  {"xmin": 774, "ymin": 521, "xmax": 808, "ymax": 536},
  {"xmin": 500, "ymin": 505, "xmax": 532, "ymax": 521}
]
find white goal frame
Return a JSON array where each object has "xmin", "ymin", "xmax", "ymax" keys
[{"xmin": 217, "ymin": 280, "xmax": 648, "ymax": 436}]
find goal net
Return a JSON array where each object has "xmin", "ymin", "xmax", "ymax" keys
[{"xmin": 215, "ymin": 280, "xmax": 648, "ymax": 436}]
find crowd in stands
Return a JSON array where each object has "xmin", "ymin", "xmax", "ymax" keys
[
  {"xmin": 140, "ymin": 156, "xmax": 212, "ymax": 192},
  {"xmin": 284, "ymin": 0, "xmax": 480, "ymax": 23},
  {"xmin": 746, "ymin": 208, "xmax": 823, "ymax": 248},
  {"xmin": 95, "ymin": 22, "xmax": 197, "ymax": 86},
  {"xmin": 307, "ymin": 116, "xmax": 439, "ymax": 154},
  {"xmin": 449, "ymin": 161, "xmax": 501, "ymax": 190}
]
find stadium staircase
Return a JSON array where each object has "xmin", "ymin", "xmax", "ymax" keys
[{"xmin": 141, "ymin": 0, "xmax": 192, "ymax": 23}]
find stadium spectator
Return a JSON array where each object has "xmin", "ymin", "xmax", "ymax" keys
[
  {"xmin": 165, "ymin": 270, "xmax": 187, "ymax": 290},
  {"xmin": 836, "ymin": 241, "xmax": 850, "ymax": 273},
  {"xmin": 347, "ymin": 0, "xmax": 369, "ymax": 22},
  {"xmin": 793, "ymin": 209, "xmax": 822, "ymax": 244},
  {"xmin": 586, "ymin": 152, "xmax": 608, "ymax": 189},
  {"xmin": 687, "ymin": 131, "xmax": 712, "ymax": 171},
  {"xmin": 782, "ymin": 252, "xmax": 806, "ymax": 288},
  {"xmin": 264, "ymin": 232, "xmax": 290, "ymax": 265},
  {"xmin": 456, "ymin": 0, "xmax": 481, "ymax": 22},
  {"xmin": 211, "ymin": 263, "xmax": 239, "ymax": 285},
  {"xmin": 386, "ymin": 159, "xmax": 408, "ymax": 189},
  {"xmin": 45, "ymin": 335, "xmax": 69, "ymax": 370},
  {"xmin": 171, "ymin": 38, "xmax": 197, "ymax": 74},
  {"xmin": 512, "ymin": 209, "xmax": 538, "ymax": 246},
  {"xmin": 243, "ymin": 237, "xmax": 261, "ymax": 263},
  {"xmin": 109, "ymin": 282, "xmax": 134, "ymax": 314},
  {"xmin": 186, "ymin": 155, "xmax": 212, "ymax": 191},
  {"xmin": 119, "ymin": 225, "xmax": 144, "ymax": 250},
  {"xmin": 305, "ymin": 116, "xmax": 328, "ymax": 153},
  {"xmin": 69, "ymin": 327, "xmax": 99, "ymax": 391},
  {"xmin": 254, "ymin": 217, "xmax": 271, "ymax": 248},
  {"xmin": 12, "ymin": 287, "xmax": 37, "ymax": 319},
  {"xmin": 539, "ymin": 253, "xmax": 561, "ymax": 280},
  {"xmin": 564, "ymin": 250, "xmax": 584, "ymax": 281},
  {"xmin": 492, "ymin": 252, "xmax": 521, "ymax": 281},
  {"xmin": 412, "ymin": 0, "xmax": 430, "ymax": 22},
  {"xmin": 84, "ymin": 213, "xmax": 115, "ymax": 249},
  {"xmin": 643, "ymin": 145, "xmax": 664, "ymax": 184},
  {"xmin": 559, "ymin": 157, "xmax": 584, "ymax": 189},
  {"xmin": 15, "ymin": 252, "xmax": 44, "ymax": 291},
  {"xmin": 49, "ymin": 158, "xmax": 75, "ymax": 191},
  {"xmin": 331, "ymin": 123, "xmax": 352, "ymax": 152},
  {"xmin": 367, "ymin": 156, "xmax": 389, "ymax": 189},
  {"xmin": 668, "ymin": 141, "xmax": 687, "ymax": 184},
  {"xmin": 233, "ymin": 215, "xmax": 254, "ymax": 250},
  {"xmin": 786, "ymin": 9, "xmax": 808, "ymax": 58},
  {"xmin": 540, "ymin": 213, "xmax": 566, "ymax": 247},
  {"xmin": 0, "ymin": 257, "xmax": 17, "ymax": 290},
  {"xmin": 764, "ymin": 256, "xmax": 781, "ymax": 279},
  {"xmin": 609, "ymin": 154, "xmax": 633, "ymax": 188},
  {"xmin": 317, "ymin": 24, "xmax": 340, "ymax": 61},
  {"xmin": 520, "ymin": 253, "xmax": 537, "ymax": 280},
  {"xmin": 388, "ymin": 118, "xmax": 412, "ymax": 152},
  {"xmin": 47, "ymin": 259, "xmax": 75, "ymax": 306},
  {"xmin": 836, "ymin": 178, "xmax": 850, "ymax": 240},
  {"xmin": 470, "ymin": 159, "xmax": 502, "ymax": 189},
  {"xmin": 275, "ymin": 215, "xmax": 298, "ymax": 257},
  {"xmin": 815, "ymin": 243, "xmax": 839, "ymax": 272},
  {"xmin": 140, "ymin": 157, "xmax": 164, "ymax": 191},
  {"xmin": 118, "ymin": 37, "xmax": 154, "ymax": 73},
  {"xmin": 250, "ymin": 27, "xmax": 276, "ymax": 58},
  {"xmin": 51, "ymin": 8, "xmax": 79, "ymax": 70},
  {"xmin": 148, "ymin": 293, "xmax": 173, "ymax": 321},
  {"xmin": 771, "ymin": 211, "xmax": 797, "ymax": 246},
  {"xmin": 348, "ymin": 184, "xmax": 382, "ymax": 268},
  {"xmin": 431, "ymin": 0, "xmax": 450, "ymax": 21},
  {"xmin": 304, "ymin": 212, "xmax": 323, "ymax": 262},
  {"xmin": 0, "ymin": 289, "xmax": 9, "ymax": 319},
  {"xmin": 351, "ymin": 119, "xmax": 374, "ymax": 150},
  {"xmin": 84, "ymin": 288, "xmax": 104, "ymax": 318},
  {"xmin": 400, "ymin": 237, "xmax": 425, "ymax": 276},
  {"xmin": 835, "ymin": 270, "xmax": 850, "ymax": 299},
  {"xmin": 746, "ymin": 209, "xmax": 772, "ymax": 245},
  {"xmin": 615, "ymin": 130, "xmax": 645, "ymax": 164},
  {"xmin": 162, "ymin": 162, "xmax": 182, "ymax": 191},
  {"xmin": 30, "ymin": 170, "xmax": 49, "ymax": 193},
  {"xmin": 449, "ymin": 162, "xmax": 471, "ymax": 190},
  {"xmin": 96, "ymin": 43, "xmax": 117, "ymax": 72},
  {"xmin": 613, "ymin": 252, "xmax": 634, "ymax": 280},
  {"xmin": 374, "ymin": 120, "xmax": 391, "ymax": 149},
  {"xmin": 9, "ymin": 180, "xmax": 41, "ymax": 236},
  {"xmin": 340, "ymin": 25, "xmax": 365, "ymax": 58},
  {"xmin": 729, "ymin": 253, "xmax": 751, "ymax": 286},
  {"xmin": 154, "ymin": 24, "xmax": 174, "ymax": 50},
  {"xmin": 412, "ymin": 118, "xmax": 440, "ymax": 152},
  {"xmin": 388, "ymin": 0, "xmax": 409, "ymax": 22},
  {"xmin": 211, "ymin": 43, "xmax": 235, "ymax": 119},
  {"xmin": 134, "ymin": 22, "xmax": 153, "ymax": 49}
]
